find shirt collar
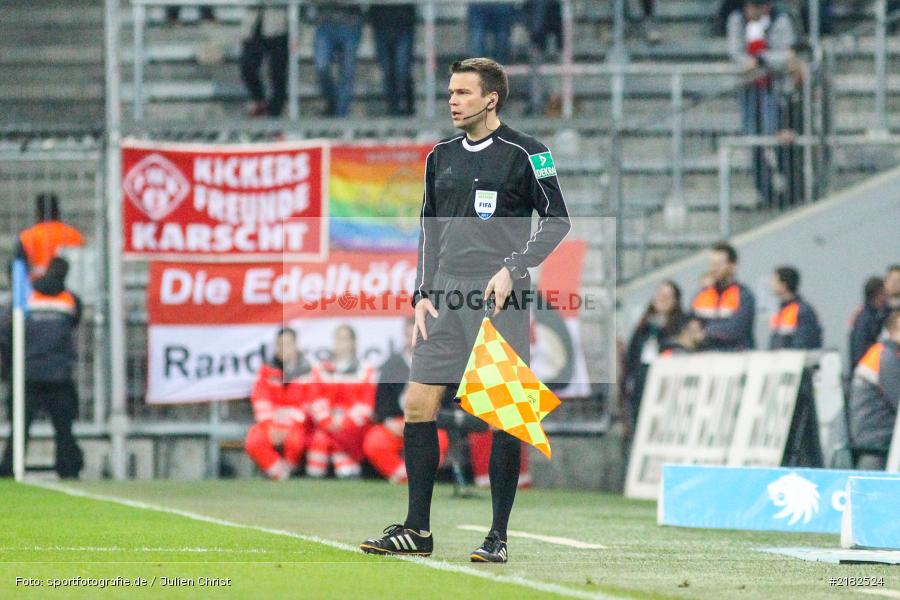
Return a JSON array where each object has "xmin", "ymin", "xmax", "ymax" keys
[
  {"xmin": 462, "ymin": 124, "xmax": 503, "ymax": 152},
  {"xmin": 462, "ymin": 136, "xmax": 494, "ymax": 152}
]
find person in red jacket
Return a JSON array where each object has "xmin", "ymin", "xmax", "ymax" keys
[
  {"xmin": 306, "ymin": 324, "xmax": 376, "ymax": 479},
  {"xmin": 363, "ymin": 319, "xmax": 449, "ymax": 483},
  {"xmin": 244, "ymin": 327, "xmax": 313, "ymax": 480}
]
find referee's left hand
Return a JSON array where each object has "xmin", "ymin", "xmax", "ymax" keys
[{"xmin": 484, "ymin": 268, "xmax": 514, "ymax": 316}]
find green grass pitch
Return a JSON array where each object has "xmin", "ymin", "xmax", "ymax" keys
[{"xmin": 0, "ymin": 479, "xmax": 896, "ymax": 599}]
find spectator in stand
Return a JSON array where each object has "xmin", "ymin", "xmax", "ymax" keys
[
  {"xmin": 166, "ymin": 6, "xmax": 215, "ymax": 24},
  {"xmin": 244, "ymin": 327, "xmax": 312, "ymax": 480},
  {"xmin": 768, "ymin": 266, "xmax": 823, "ymax": 350},
  {"xmin": 885, "ymin": 265, "xmax": 900, "ymax": 312},
  {"xmin": 660, "ymin": 315, "xmax": 705, "ymax": 356},
  {"xmin": 370, "ymin": 3, "xmax": 416, "ymax": 116},
  {"xmin": 467, "ymin": 2, "xmax": 517, "ymax": 64},
  {"xmin": 769, "ymin": 264, "xmax": 825, "ymax": 467},
  {"xmin": 774, "ymin": 44, "xmax": 809, "ymax": 209},
  {"xmin": 363, "ymin": 319, "xmax": 449, "ymax": 483},
  {"xmin": 691, "ymin": 242, "xmax": 756, "ymax": 351},
  {"xmin": 306, "ymin": 325, "xmax": 376, "ymax": 478},
  {"xmin": 849, "ymin": 310, "xmax": 900, "ymax": 470},
  {"xmin": 727, "ymin": 0, "xmax": 796, "ymax": 208},
  {"xmin": 313, "ymin": 2, "xmax": 364, "ymax": 117},
  {"xmin": 0, "ymin": 258, "xmax": 84, "ymax": 479},
  {"xmin": 523, "ymin": 0, "xmax": 562, "ymax": 115},
  {"xmin": 16, "ymin": 193, "xmax": 84, "ymax": 280},
  {"xmin": 240, "ymin": 7, "xmax": 288, "ymax": 117},
  {"xmin": 849, "ymin": 277, "xmax": 887, "ymax": 371},
  {"xmin": 620, "ymin": 280, "xmax": 685, "ymax": 433},
  {"xmin": 799, "ymin": 0, "xmax": 834, "ymax": 36},
  {"xmin": 628, "ymin": 0, "xmax": 661, "ymax": 44},
  {"xmin": 715, "ymin": 0, "xmax": 743, "ymax": 36}
]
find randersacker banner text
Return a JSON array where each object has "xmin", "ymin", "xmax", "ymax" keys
[
  {"xmin": 122, "ymin": 140, "xmax": 329, "ymax": 261},
  {"xmin": 145, "ymin": 243, "xmax": 590, "ymax": 404}
]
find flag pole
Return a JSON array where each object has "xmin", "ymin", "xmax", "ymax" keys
[{"xmin": 12, "ymin": 259, "xmax": 30, "ymax": 482}]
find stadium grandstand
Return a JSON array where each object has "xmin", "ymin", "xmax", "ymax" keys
[{"xmin": 1, "ymin": 1, "xmax": 899, "ymax": 598}]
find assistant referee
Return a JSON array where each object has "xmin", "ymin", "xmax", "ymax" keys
[{"xmin": 360, "ymin": 58, "xmax": 571, "ymax": 563}]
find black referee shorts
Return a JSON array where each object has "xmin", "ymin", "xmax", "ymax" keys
[{"xmin": 409, "ymin": 270, "xmax": 531, "ymax": 387}]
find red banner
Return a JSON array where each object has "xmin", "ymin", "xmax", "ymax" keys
[
  {"xmin": 122, "ymin": 140, "xmax": 329, "ymax": 261},
  {"xmin": 147, "ymin": 251, "xmax": 418, "ymax": 325},
  {"xmin": 144, "ymin": 242, "xmax": 589, "ymax": 403}
]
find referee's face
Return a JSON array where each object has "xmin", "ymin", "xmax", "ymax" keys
[{"xmin": 448, "ymin": 72, "xmax": 492, "ymax": 129}]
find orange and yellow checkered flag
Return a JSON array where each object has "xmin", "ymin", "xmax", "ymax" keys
[{"xmin": 455, "ymin": 318, "xmax": 561, "ymax": 458}]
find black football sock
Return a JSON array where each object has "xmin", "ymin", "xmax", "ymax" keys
[
  {"xmin": 403, "ymin": 421, "xmax": 440, "ymax": 533},
  {"xmin": 488, "ymin": 431, "xmax": 521, "ymax": 540}
]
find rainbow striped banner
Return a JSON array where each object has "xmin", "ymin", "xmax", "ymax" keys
[{"xmin": 330, "ymin": 143, "xmax": 434, "ymax": 250}]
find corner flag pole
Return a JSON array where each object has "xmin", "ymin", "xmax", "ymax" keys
[{"xmin": 11, "ymin": 259, "xmax": 30, "ymax": 482}]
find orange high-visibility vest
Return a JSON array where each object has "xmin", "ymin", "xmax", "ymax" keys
[
  {"xmin": 18, "ymin": 221, "xmax": 84, "ymax": 277},
  {"xmin": 692, "ymin": 284, "xmax": 741, "ymax": 319},
  {"xmin": 27, "ymin": 289, "xmax": 77, "ymax": 315},
  {"xmin": 855, "ymin": 342, "xmax": 884, "ymax": 386},
  {"xmin": 769, "ymin": 301, "xmax": 800, "ymax": 335}
]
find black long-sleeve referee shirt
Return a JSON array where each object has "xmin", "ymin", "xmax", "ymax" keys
[{"xmin": 414, "ymin": 123, "xmax": 571, "ymax": 304}]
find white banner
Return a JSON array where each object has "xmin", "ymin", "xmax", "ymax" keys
[
  {"xmin": 147, "ymin": 319, "xmax": 403, "ymax": 404},
  {"xmin": 728, "ymin": 351, "xmax": 807, "ymax": 467},
  {"xmin": 626, "ymin": 353, "xmax": 747, "ymax": 500},
  {"xmin": 626, "ymin": 351, "xmax": 809, "ymax": 500}
]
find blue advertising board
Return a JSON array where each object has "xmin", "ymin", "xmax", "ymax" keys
[
  {"xmin": 659, "ymin": 465, "xmax": 900, "ymax": 534},
  {"xmin": 842, "ymin": 477, "xmax": 900, "ymax": 549}
]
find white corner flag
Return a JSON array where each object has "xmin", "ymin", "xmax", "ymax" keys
[{"xmin": 11, "ymin": 259, "xmax": 30, "ymax": 482}]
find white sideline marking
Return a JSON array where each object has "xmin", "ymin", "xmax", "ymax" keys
[
  {"xmin": 859, "ymin": 591, "xmax": 900, "ymax": 600},
  {"xmin": 458, "ymin": 525, "xmax": 607, "ymax": 550},
  {"xmin": 25, "ymin": 480, "xmax": 622, "ymax": 600},
  {"xmin": 0, "ymin": 546, "xmax": 267, "ymax": 554}
]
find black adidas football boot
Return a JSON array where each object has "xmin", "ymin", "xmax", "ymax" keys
[{"xmin": 360, "ymin": 524, "xmax": 433, "ymax": 557}]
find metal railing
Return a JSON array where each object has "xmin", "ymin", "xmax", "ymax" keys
[
  {"xmin": 6, "ymin": 0, "xmax": 899, "ymax": 478},
  {"xmin": 0, "ymin": 147, "xmax": 108, "ymax": 440},
  {"xmin": 129, "ymin": 0, "xmax": 568, "ymax": 121},
  {"xmin": 717, "ymin": 133, "xmax": 900, "ymax": 237},
  {"xmin": 826, "ymin": 0, "xmax": 900, "ymax": 134}
]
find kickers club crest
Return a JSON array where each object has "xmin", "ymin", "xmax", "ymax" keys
[
  {"xmin": 123, "ymin": 153, "xmax": 191, "ymax": 221},
  {"xmin": 474, "ymin": 189, "xmax": 497, "ymax": 220}
]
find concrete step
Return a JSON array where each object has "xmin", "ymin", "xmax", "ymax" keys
[
  {"xmin": 833, "ymin": 73, "xmax": 900, "ymax": 95},
  {"xmin": 0, "ymin": 82, "xmax": 103, "ymax": 101},
  {"xmin": 0, "ymin": 23, "xmax": 103, "ymax": 45},
  {"xmin": 0, "ymin": 45, "xmax": 103, "ymax": 66},
  {"xmin": 0, "ymin": 6, "xmax": 103, "ymax": 26},
  {"xmin": 1, "ymin": 0, "xmax": 98, "ymax": 8},
  {"xmin": 0, "ymin": 101, "xmax": 103, "ymax": 125},
  {"xmin": 0, "ymin": 65, "xmax": 104, "ymax": 84}
]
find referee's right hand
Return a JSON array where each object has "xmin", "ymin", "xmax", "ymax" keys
[{"xmin": 412, "ymin": 298, "xmax": 438, "ymax": 346}]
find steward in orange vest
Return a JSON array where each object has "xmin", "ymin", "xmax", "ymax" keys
[
  {"xmin": 691, "ymin": 243, "xmax": 756, "ymax": 351},
  {"xmin": 15, "ymin": 192, "xmax": 84, "ymax": 279},
  {"xmin": 848, "ymin": 310, "xmax": 900, "ymax": 467},
  {"xmin": 768, "ymin": 266, "xmax": 822, "ymax": 350},
  {"xmin": 0, "ymin": 257, "xmax": 83, "ymax": 478}
]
